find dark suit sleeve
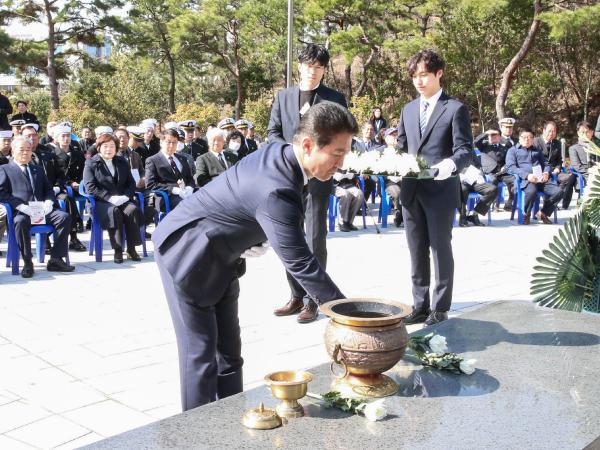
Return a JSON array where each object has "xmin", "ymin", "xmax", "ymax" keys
[
  {"xmin": 0, "ymin": 167, "xmax": 23, "ymax": 210},
  {"xmin": 396, "ymin": 109, "xmax": 407, "ymax": 152},
  {"xmin": 256, "ymin": 189, "xmax": 345, "ymax": 303},
  {"xmin": 336, "ymin": 92, "xmax": 348, "ymax": 108},
  {"xmin": 506, "ymin": 148, "xmax": 530, "ymax": 180},
  {"xmin": 41, "ymin": 170, "xmax": 56, "ymax": 203},
  {"xmin": 83, "ymin": 161, "xmax": 112, "ymax": 202},
  {"xmin": 450, "ymin": 103, "xmax": 473, "ymax": 172},
  {"xmin": 267, "ymin": 92, "xmax": 286, "ymax": 144},
  {"xmin": 569, "ymin": 146, "xmax": 586, "ymax": 173},
  {"xmin": 195, "ymin": 155, "xmax": 211, "ymax": 187},
  {"xmin": 123, "ymin": 166, "xmax": 136, "ymax": 198},
  {"xmin": 595, "ymin": 116, "xmax": 600, "ymax": 141},
  {"xmin": 474, "ymin": 133, "xmax": 488, "ymax": 149},
  {"xmin": 145, "ymin": 158, "xmax": 173, "ymax": 194}
]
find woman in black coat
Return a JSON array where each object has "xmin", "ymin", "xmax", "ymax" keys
[
  {"xmin": 369, "ymin": 107, "xmax": 387, "ymax": 135},
  {"xmin": 83, "ymin": 133, "xmax": 142, "ymax": 263}
]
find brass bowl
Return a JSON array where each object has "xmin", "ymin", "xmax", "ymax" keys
[
  {"xmin": 321, "ymin": 298, "xmax": 412, "ymax": 398},
  {"xmin": 264, "ymin": 371, "xmax": 312, "ymax": 418}
]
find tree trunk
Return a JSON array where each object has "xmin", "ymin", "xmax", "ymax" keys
[
  {"xmin": 495, "ymin": 0, "xmax": 542, "ymax": 120},
  {"xmin": 235, "ymin": 72, "xmax": 243, "ymax": 119},
  {"xmin": 166, "ymin": 51, "xmax": 176, "ymax": 114},
  {"xmin": 44, "ymin": 0, "xmax": 59, "ymax": 111},
  {"xmin": 355, "ymin": 48, "xmax": 377, "ymax": 97},
  {"xmin": 344, "ymin": 63, "xmax": 353, "ymax": 101}
]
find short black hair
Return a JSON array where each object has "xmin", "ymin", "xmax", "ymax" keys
[
  {"xmin": 407, "ymin": 49, "xmax": 445, "ymax": 77},
  {"xmin": 577, "ymin": 120, "xmax": 591, "ymax": 130},
  {"xmin": 543, "ymin": 120, "xmax": 557, "ymax": 130},
  {"xmin": 16, "ymin": 100, "xmax": 28, "ymax": 106},
  {"xmin": 293, "ymin": 101, "xmax": 359, "ymax": 147},
  {"xmin": 226, "ymin": 130, "xmax": 244, "ymax": 146},
  {"xmin": 161, "ymin": 129, "xmax": 180, "ymax": 140},
  {"xmin": 298, "ymin": 44, "xmax": 330, "ymax": 67},
  {"xmin": 519, "ymin": 127, "xmax": 534, "ymax": 136}
]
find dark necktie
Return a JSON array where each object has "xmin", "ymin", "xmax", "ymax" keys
[
  {"xmin": 21, "ymin": 164, "xmax": 36, "ymax": 200},
  {"xmin": 218, "ymin": 153, "xmax": 227, "ymax": 170},
  {"xmin": 168, "ymin": 156, "xmax": 182, "ymax": 178},
  {"xmin": 420, "ymin": 101, "xmax": 429, "ymax": 136}
]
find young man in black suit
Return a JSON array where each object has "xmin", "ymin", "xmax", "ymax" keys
[
  {"xmin": 396, "ymin": 49, "xmax": 472, "ymax": 326},
  {"xmin": 0, "ymin": 136, "xmax": 74, "ymax": 277},
  {"xmin": 267, "ymin": 43, "xmax": 348, "ymax": 323}
]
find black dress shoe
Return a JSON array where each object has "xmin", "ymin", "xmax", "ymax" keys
[
  {"xmin": 114, "ymin": 250, "xmax": 124, "ymax": 264},
  {"xmin": 76, "ymin": 221, "xmax": 84, "ymax": 233},
  {"xmin": 394, "ymin": 212, "xmax": 403, "ymax": 228},
  {"xmin": 273, "ymin": 298, "xmax": 304, "ymax": 316},
  {"xmin": 127, "ymin": 249, "xmax": 141, "ymax": 261},
  {"xmin": 404, "ymin": 309, "xmax": 431, "ymax": 325},
  {"xmin": 339, "ymin": 222, "xmax": 352, "ymax": 232},
  {"xmin": 425, "ymin": 311, "xmax": 448, "ymax": 326},
  {"xmin": 297, "ymin": 300, "xmax": 319, "ymax": 324},
  {"xmin": 21, "ymin": 261, "xmax": 34, "ymax": 278},
  {"xmin": 47, "ymin": 258, "xmax": 75, "ymax": 272},
  {"xmin": 144, "ymin": 231, "xmax": 152, "ymax": 239},
  {"xmin": 466, "ymin": 214, "xmax": 485, "ymax": 226},
  {"xmin": 458, "ymin": 216, "xmax": 469, "ymax": 227},
  {"xmin": 348, "ymin": 223, "xmax": 358, "ymax": 231},
  {"xmin": 69, "ymin": 238, "xmax": 87, "ymax": 252},
  {"xmin": 85, "ymin": 219, "xmax": 92, "ymax": 230},
  {"xmin": 45, "ymin": 246, "xmax": 53, "ymax": 255}
]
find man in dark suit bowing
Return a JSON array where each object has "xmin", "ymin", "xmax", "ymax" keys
[
  {"xmin": 267, "ymin": 43, "xmax": 348, "ymax": 324},
  {"xmin": 153, "ymin": 102, "xmax": 357, "ymax": 411},
  {"xmin": 145, "ymin": 128, "xmax": 196, "ymax": 213},
  {"xmin": 397, "ymin": 50, "xmax": 472, "ymax": 326},
  {"xmin": 0, "ymin": 136, "xmax": 74, "ymax": 277},
  {"xmin": 195, "ymin": 128, "xmax": 238, "ymax": 187}
]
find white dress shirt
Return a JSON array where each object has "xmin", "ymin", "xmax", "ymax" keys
[
  {"xmin": 420, "ymin": 88, "xmax": 444, "ymax": 128},
  {"xmin": 162, "ymin": 152, "xmax": 183, "ymax": 172},
  {"xmin": 102, "ymin": 158, "xmax": 116, "ymax": 177},
  {"xmin": 292, "ymin": 149, "xmax": 309, "ymax": 186}
]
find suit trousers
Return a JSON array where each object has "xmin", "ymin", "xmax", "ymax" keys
[
  {"xmin": 156, "ymin": 252, "xmax": 243, "ymax": 411},
  {"xmin": 558, "ymin": 173, "xmax": 577, "ymax": 209},
  {"xmin": 460, "ymin": 181, "xmax": 498, "ymax": 216},
  {"xmin": 492, "ymin": 173, "xmax": 515, "ymax": 207},
  {"xmin": 286, "ymin": 178, "xmax": 330, "ymax": 301},
  {"xmin": 107, "ymin": 202, "xmax": 142, "ymax": 251},
  {"xmin": 57, "ymin": 192, "xmax": 82, "ymax": 237},
  {"xmin": 14, "ymin": 209, "xmax": 71, "ymax": 260},
  {"xmin": 402, "ymin": 194, "xmax": 455, "ymax": 313},
  {"xmin": 521, "ymin": 182, "xmax": 563, "ymax": 215},
  {"xmin": 335, "ymin": 186, "xmax": 364, "ymax": 224}
]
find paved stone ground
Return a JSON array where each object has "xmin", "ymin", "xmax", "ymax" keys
[{"xmin": 0, "ymin": 205, "xmax": 577, "ymax": 449}]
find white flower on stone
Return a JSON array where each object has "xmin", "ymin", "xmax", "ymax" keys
[
  {"xmin": 428, "ymin": 334, "xmax": 448, "ymax": 354},
  {"xmin": 362, "ymin": 399, "xmax": 388, "ymax": 422},
  {"xmin": 459, "ymin": 358, "xmax": 477, "ymax": 375}
]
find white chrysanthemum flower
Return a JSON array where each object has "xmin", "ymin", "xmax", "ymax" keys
[
  {"xmin": 459, "ymin": 358, "xmax": 477, "ymax": 375},
  {"xmin": 428, "ymin": 335, "xmax": 448, "ymax": 354},
  {"xmin": 363, "ymin": 399, "xmax": 387, "ymax": 421}
]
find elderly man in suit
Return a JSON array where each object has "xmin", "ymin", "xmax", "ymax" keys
[
  {"xmin": 195, "ymin": 128, "xmax": 238, "ymax": 187},
  {"xmin": 145, "ymin": 128, "xmax": 196, "ymax": 212},
  {"xmin": 267, "ymin": 43, "xmax": 348, "ymax": 324},
  {"xmin": 0, "ymin": 136, "xmax": 74, "ymax": 277},
  {"xmin": 153, "ymin": 102, "xmax": 357, "ymax": 411},
  {"xmin": 506, "ymin": 128, "xmax": 563, "ymax": 224},
  {"xmin": 396, "ymin": 49, "xmax": 472, "ymax": 326},
  {"xmin": 569, "ymin": 120, "xmax": 598, "ymax": 182}
]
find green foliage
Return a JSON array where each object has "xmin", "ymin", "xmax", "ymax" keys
[
  {"xmin": 48, "ymin": 92, "xmax": 112, "ymax": 134},
  {"xmin": 242, "ymin": 94, "xmax": 273, "ymax": 138},
  {"xmin": 23, "ymin": 90, "xmax": 52, "ymax": 126},
  {"xmin": 349, "ymin": 95, "xmax": 375, "ymax": 127},
  {"xmin": 168, "ymin": 102, "xmax": 225, "ymax": 129}
]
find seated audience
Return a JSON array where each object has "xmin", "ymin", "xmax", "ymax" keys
[
  {"xmin": 83, "ymin": 133, "xmax": 143, "ymax": 263},
  {"xmin": 195, "ymin": 128, "xmax": 238, "ymax": 187},
  {"xmin": 333, "ymin": 170, "xmax": 365, "ymax": 232},
  {"xmin": 458, "ymin": 151, "xmax": 498, "ymax": 226},
  {"xmin": 506, "ymin": 128, "xmax": 563, "ymax": 224},
  {"xmin": 0, "ymin": 136, "xmax": 74, "ymax": 277},
  {"xmin": 380, "ymin": 128, "xmax": 403, "ymax": 227},
  {"xmin": 145, "ymin": 129, "xmax": 196, "ymax": 211}
]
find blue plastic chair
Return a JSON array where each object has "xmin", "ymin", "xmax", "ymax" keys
[
  {"xmin": 328, "ymin": 195, "xmax": 340, "ymax": 232},
  {"xmin": 80, "ymin": 183, "xmax": 147, "ymax": 261},
  {"xmin": 66, "ymin": 185, "xmax": 87, "ymax": 218},
  {"xmin": 510, "ymin": 174, "xmax": 558, "ymax": 224},
  {"xmin": 152, "ymin": 190, "xmax": 171, "ymax": 223},
  {"xmin": 2, "ymin": 202, "xmax": 71, "ymax": 275},
  {"xmin": 570, "ymin": 168, "xmax": 586, "ymax": 199}
]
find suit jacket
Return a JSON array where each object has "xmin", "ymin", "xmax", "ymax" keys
[
  {"xmin": 53, "ymin": 144, "xmax": 86, "ymax": 185},
  {"xmin": 83, "ymin": 154, "xmax": 136, "ymax": 202},
  {"xmin": 474, "ymin": 140, "xmax": 507, "ymax": 175},
  {"xmin": 397, "ymin": 91, "xmax": 472, "ymax": 207},
  {"xmin": 153, "ymin": 141, "xmax": 344, "ymax": 307},
  {"xmin": 195, "ymin": 150, "xmax": 238, "ymax": 187},
  {"xmin": 136, "ymin": 137, "xmax": 161, "ymax": 166},
  {"xmin": 534, "ymin": 137, "xmax": 562, "ymax": 171},
  {"xmin": 32, "ymin": 144, "xmax": 64, "ymax": 188},
  {"xmin": 0, "ymin": 161, "xmax": 55, "ymax": 210},
  {"xmin": 121, "ymin": 147, "xmax": 145, "ymax": 178},
  {"xmin": 505, "ymin": 144, "xmax": 551, "ymax": 188},
  {"xmin": 246, "ymin": 138, "xmax": 258, "ymax": 155},
  {"xmin": 146, "ymin": 152, "xmax": 196, "ymax": 193},
  {"xmin": 181, "ymin": 141, "xmax": 207, "ymax": 162},
  {"xmin": 569, "ymin": 143, "xmax": 590, "ymax": 175},
  {"xmin": 10, "ymin": 111, "xmax": 39, "ymax": 125},
  {"xmin": 267, "ymin": 84, "xmax": 347, "ymax": 143},
  {"xmin": 0, "ymin": 94, "xmax": 12, "ymax": 129}
]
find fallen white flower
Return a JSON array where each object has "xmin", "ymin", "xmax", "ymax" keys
[
  {"xmin": 428, "ymin": 334, "xmax": 448, "ymax": 354},
  {"xmin": 362, "ymin": 399, "xmax": 388, "ymax": 421},
  {"xmin": 459, "ymin": 358, "xmax": 477, "ymax": 375}
]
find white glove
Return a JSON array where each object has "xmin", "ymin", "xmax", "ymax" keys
[
  {"xmin": 53, "ymin": 186, "xmax": 60, "ymax": 195},
  {"xmin": 183, "ymin": 186, "xmax": 194, "ymax": 197},
  {"xmin": 432, "ymin": 158, "xmax": 456, "ymax": 181},
  {"xmin": 240, "ymin": 242, "xmax": 269, "ymax": 258},
  {"xmin": 16, "ymin": 204, "xmax": 33, "ymax": 216},
  {"xmin": 333, "ymin": 172, "xmax": 344, "ymax": 181},
  {"xmin": 172, "ymin": 187, "xmax": 182, "ymax": 196},
  {"xmin": 43, "ymin": 200, "xmax": 54, "ymax": 215}
]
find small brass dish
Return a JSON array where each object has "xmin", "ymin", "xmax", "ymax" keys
[
  {"xmin": 264, "ymin": 370, "xmax": 312, "ymax": 418},
  {"xmin": 242, "ymin": 403, "xmax": 282, "ymax": 430}
]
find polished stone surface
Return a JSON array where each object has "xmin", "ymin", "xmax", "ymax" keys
[{"xmin": 84, "ymin": 301, "xmax": 600, "ymax": 450}]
